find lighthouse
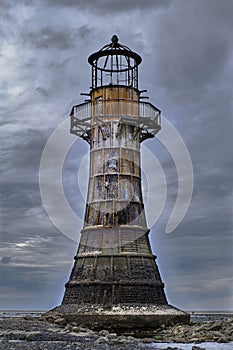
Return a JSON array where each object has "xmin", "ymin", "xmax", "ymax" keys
[{"xmin": 52, "ymin": 36, "xmax": 189, "ymax": 330}]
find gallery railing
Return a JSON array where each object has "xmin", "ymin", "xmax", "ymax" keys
[{"xmin": 70, "ymin": 99, "xmax": 161, "ymax": 140}]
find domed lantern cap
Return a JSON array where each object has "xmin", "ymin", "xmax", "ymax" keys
[{"xmin": 88, "ymin": 35, "xmax": 142, "ymax": 73}]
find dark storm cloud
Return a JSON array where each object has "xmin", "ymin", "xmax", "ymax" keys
[
  {"xmin": 145, "ymin": 0, "xmax": 233, "ymax": 125},
  {"xmin": 1, "ymin": 256, "xmax": 12, "ymax": 264},
  {"xmin": 0, "ymin": 261, "xmax": 73, "ymax": 309},
  {"xmin": 150, "ymin": 217, "xmax": 233, "ymax": 310},
  {"xmin": 0, "ymin": 0, "xmax": 10, "ymax": 9},
  {"xmin": 34, "ymin": 86, "xmax": 49, "ymax": 98},
  {"xmin": 22, "ymin": 27, "xmax": 75, "ymax": 50},
  {"xmin": 20, "ymin": 25, "xmax": 93, "ymax": 51},
  {"xmin": 43, "ymin": 0, "xmax": 172, "ymax": 13},
  {"xmin": 1, "ymin": 128, "xmax": 50, "ymax": 197}
]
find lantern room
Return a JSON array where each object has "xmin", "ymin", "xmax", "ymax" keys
[{"xmin": 88, "ymin": 35, "xmax": 142, "ymax": 89}]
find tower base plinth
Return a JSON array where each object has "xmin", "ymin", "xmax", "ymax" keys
[{"xmin": 47, "ymin": 304, "xmax": 190, "ymax": 332}]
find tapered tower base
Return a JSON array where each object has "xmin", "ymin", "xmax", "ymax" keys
[{"xmin": 48, "ymin": 303, "xmax": 189, "ymax": 331}]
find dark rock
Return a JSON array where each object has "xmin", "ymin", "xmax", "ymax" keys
[
  {"xmin": 93, "ymin": 336, "xmax": 109, "ymax": 344},
  {"xmin": 25, "ymin": 331, "xmax": 43, "ymax": 341},
  {"xmin": 207, "ymin": 322, "xmax": 223, "ymax": 331},
  {"xmin": 0, "ymin": 338, "xmax": 15, "ymax": 350},
  {"xmin": 0, "ymin": 314, "xmax": 233, "ymax": 349},
  {"xmin": 53, "ymin": 317, "xmax": 67, "ymax": 326},
  {"xmin": 99, "ymin": 329, "xmax": 109, "ymax": 336},
  {"xmin": 217, "ymin": 336, "xmax": 228, "ymax": 343}
]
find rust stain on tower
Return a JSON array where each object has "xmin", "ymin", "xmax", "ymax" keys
[{"xmin": 52, "ymin": 36, "xmax": 189, "ymax": 330}]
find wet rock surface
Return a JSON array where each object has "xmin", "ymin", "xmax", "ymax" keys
[
  {"xmin": 0, "ymin": 317, "xmax": 153, "ymax": 349},
  {"xmin": 147, "ymin": 318, "xmax": 233, "ymax": 343},
  {"xmin": 0, "ymin": 315, "xmax": 232, "ymax": 349}
]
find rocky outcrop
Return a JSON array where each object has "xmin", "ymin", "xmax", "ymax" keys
[
  {"xmin": 0, "ymin": 315, "xmax": 232, "ymax": 349},
  {"xmin": 139, "ymin": 318, "xmax": 233, "ymax": 343},
  {"xmin": 47, "ymin": 303, "xmax": 190, "ymax": 331}
]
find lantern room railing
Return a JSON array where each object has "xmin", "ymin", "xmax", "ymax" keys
[{"xmin": 70, "ymin": 99, "xmax": 161, "ymax": 142}]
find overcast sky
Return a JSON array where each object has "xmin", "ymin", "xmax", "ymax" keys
[{"xmin": 0, "ymin": 0, "xmax": 232, "ymax": 311}]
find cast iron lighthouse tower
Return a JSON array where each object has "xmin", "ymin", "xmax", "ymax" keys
[{"xmin": 54, "ymin": 36, "xmax": 189, "ymax": 329}]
